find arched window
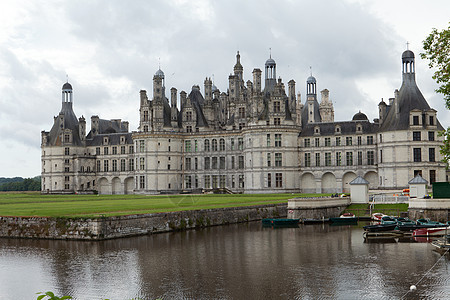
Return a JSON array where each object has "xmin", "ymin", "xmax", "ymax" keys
[
  {"xmin": 204, "ymin": 139, "xmax": 210, "ymax": 151},
  {"xmin": 219, "ymin": 139, "xmax": 225, "ymax": 151},
  {"xmin": 212, "ymin": 139, "xmax": 218, "ymax": 151}
]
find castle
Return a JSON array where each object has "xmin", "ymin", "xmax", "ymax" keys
[{"xmin": 41, "ymin": 49, "xmax": 446, "ymax": 194}]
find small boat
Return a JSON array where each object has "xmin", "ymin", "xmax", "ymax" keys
[
  {"xmin": 413, "ymin": 226, "xmax": 450, "ymax": 237},
  {"xmin": 416, "ymin": 218, "xmax": 446, "ymax": 226},
  {"xmin": 303, "ymin": 218, "xmax": 330, "ymax": 224},
  {"xmin": 330, "ymin": 213, "xmax": 357, "ymax": 224},
  {"xmin": 262, "ymin": 218, "xmax": 299, "ymax": 226},
  {"xmin": 380, "ymin": 216, "xmax": 397, "ymax": 225},
  {"xmin": 363, "ymin": 223, "xmax": 398, "ymax": 232},
  {"xmin": 371, "ymin": 213, "xmax": 386, "ymax": 221}
]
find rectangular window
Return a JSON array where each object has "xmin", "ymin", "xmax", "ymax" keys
[
  {"xmin": 429, "ymin": 115, "xmax": 434, "ymax": 126},
  {"xmin": 315, "ymin": 153, "xmax": 320, "ymax": 167},
  {"xmin": 112, "ymin": 146, "xmax": 117, "ymax": 155},
  {"xmin": 238, "ymin": 156, "xmax": 244, "ymax": 169},
  {"xmin": 104, "ymin": 147, "xmax": 109, "ymax": 155},
  {"xmin": 380, "ymin": 149, "xmax": 383, "ymax": 163},
  {"xmin": 139, "ymin": 157, "xmax": 145, "ymax": 170},
  {"xmin": 103, "ymin": 160, "xmax": 109, "ymax": 172},
  {"xmin": 212, "ymin": 157, "xmax": 218, "ymax": 169},
  {"xmin": 185, "ymin": 140, "xmax": 191, "ymax": 152},
  {"xmin": 120, "ymin": 159, "xmax": 126, "ymax": 171},
  {"xmin": 112, "ymin": 159, "xmax": 117, "ymax": 172},
  {"xmin": 336, "ymin": 137, "xmax": 341, "ymax": 146},
  {"xmin": 275, "ymin": 153, "xmax": 282, "ymax": 167},
  {"xmin": 267, "ymin": 134, "xmax": 271, "ymax": 147},
  {"xmin": 205, "ymin": 157, "xmax": 210, "ymax": 170},
  {"xmin": 64, "ymin": 147, "xmax": 70, "ymax": 155},
  {"xmin": 346, "ymin": 152, "xmax": 353, "ymax": 166},
  {"xmin": 346, "ymin": 137, "xmax": 352, "ymax": 146},
  {"xmin": 238, "ymin": 138, "xmax": 244, "ymax": 150},
  {"xmin": 129, "ymin": 159, "xmax": 134, "ymax": 171},
  {"xmin": 64, "ymin": 134, "xmax": 70, "ymax": 143},
  {"xmin": 129, "ymin": 145, "xmax": 134, "ymax": 154},
  {"xmin": 274, "ymin": 118, "xmax": 281, "ymax": 125},
  {"xmin": 267, "ymin": 153, "xmax": 271, "ymax": 167},
  {"xmin": 96, "ymin": 160, "xmax": 101, "ymax": 172},
  {"xmin": 139, "ymin": 140, "xmax": 145, "ymax": 152},
  {"xmin": 219, "ymin": 175, "xmax": 226, "ymax": 188},
  {"xmin": 275, "ymin": 173, "xmax": 282, "ymax": 188},
  {"xmin": 185, "ymin": 157, "xmax": 191, "ymax": 170},
  {"xmin": 231, "ymin": 175, "xmax": 235, "ymax": 188},
  {"xmin": 65, "ymin": 176, "xmax": 70, "ymax": 182},
  {"xmin": 212, "ymin": 175, "xmax": 218, "ymax": 189},
  {"xmin": 305, "ymin": 153, "xmax": 311, "ymax": 167},
  {"xmin": 195, "ymin": 140, "xmax": 198, "ymax": 152},
  {"xmin": 231, "ymin": 138, "xmax": 235, "ymax": 150},
  {"xmin": 204, "ymin": 139, "xmax": 210, "ymax": 151},
  {"xmin": 195, "ymin": 157, "xmax": 198, "ymax": 170},
  {"xmin": 315, "ymin": 138, "xmax": 320, "ymax": 147},
  {"xmin": 430, "ymin": 170, "xmax": 436, "ymax": 184},
  {"xmin": 429, "ymin": 148, "xmax": 435, "ymax": 162},
  {"xmin": 239, "ymin": 175, "xmax": 244, "ymax": 188},
  {"xmin": 413, "ymin": 115, "xmax": 419, "ymax": 125},
  {"xmin": 204, "ymin": 176, "xmax": 210, "ymax": 189},
  {"xmin": 367, "ymin": 136, "xmax": 374, "ymax": 145},
  {"xmin": 336, "ymin": 152, "xmax": 342, "ymax": 166},
  {"xmin": 357, "ymin": 136, "xmax": 362, "ymax": 146},
  {"xmin": 185, "ymin": 176, "xmax": 192, "ymax": 189},
  {"xmin": 139, "ymin": 176, "xmax": 145, "ymax": 189},
  {"xmin": 219, "ymin": 157, "xmax": 225, "ymax": 169},
  {"xmin": 413, "ymin": 131, "xmax": 421, "ymax": 141},
  {"xmin": 267, "ymin": 173, "xmax": 272, "ymax": 188},
  {"xmin": 325, "ymin": 137, "xmax": 331, "ymax": 147},
  {"xmin": 325, "ymin": 152, "xmax": 331, "ymax": 166},
  {"xmin": 238, "ymin": 107, "xmax": 246, "ymax": 118},
  {"xmin": 428, "ymin": 131, "xmax": 435, "ymax": 141},
  {"xmin": 413, "ymin": 148, "xmax": 421, "ymax": 162},
  {"xmin": 304, "ymin": 138, "xmax": 310, "ymax": 148},
  {"xmin": 121, "ymin": 146, "xmax": 126, "ymax": 154},
  {"xmin": 273, "ymin": 101, "xmax": 281, "ymax": 113},
  {"xmin": 367, "ymin": 151, "xmax": 374, "ymax": 165},
  {"xmin": 275, "ymin": 134, "xmax": 282, "ymax": 147},
  {"xmin": 357, "ymin": 151, "xmax": 362, "ymax": 165},
  {"xmin": 231, "ymin": 156, "xmax": 235, "ymax": 169},
  {"xmin": 96, "ymin": 147, "xmax": 100, "ymax": 155},
  {"xmin": 186, "ymin": 125, "xmax": 192, "ymax": 133}
]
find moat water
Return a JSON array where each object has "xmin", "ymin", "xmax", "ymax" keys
[{"xmin": 1, "ymin": 222, "xmax": 449, "ymax": 300}]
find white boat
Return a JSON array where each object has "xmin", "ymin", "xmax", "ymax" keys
[{"xmin": 371, "ymin": 213, "xmax": 386, "ymax": 221}]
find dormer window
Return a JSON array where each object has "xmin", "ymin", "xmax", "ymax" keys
[
  {"xmin": 412, "ymin": 115, "xmax": 419, "ymax": 125},
  {"xmin": 335, "ymin": 125, "xmax": 341, "ymax": 134},
  {"xmin": 103, "ymin": 137, "xmax": 109, "ymax": 145},
  {"xmin": 314, "ymin": 126, "xmax": 320, "ymax": 135}
]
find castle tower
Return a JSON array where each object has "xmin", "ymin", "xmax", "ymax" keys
[
  {"xmin": 319, "ymin": 89, "xmax": 334, "ymax": 122},
  {"xmin": 252, "ymin": 68, "xmax": 262, "ymax": 93},
  {"xmin": 233, "ymin": 51, "xmax": 243, "ymax": 81},
  {"xmin": 264, "ymin": 53, "xmax": 276, "ymax": 92}
]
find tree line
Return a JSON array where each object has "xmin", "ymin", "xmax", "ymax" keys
[{"xmin": 0, "ymin": 176, "xmax": 41, "ymax": 191}]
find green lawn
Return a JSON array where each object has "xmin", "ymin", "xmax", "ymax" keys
[
  {"xmin": 344, "ymin": 203, "xmax": 409, "ymax": 217},
  {"xmin": 0, "ymin": 192, "xmax": 328, "ymax": 218}
]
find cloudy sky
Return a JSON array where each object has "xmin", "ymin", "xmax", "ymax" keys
[{"xmin": 0, "ymin": 0, "xmax": 449, "ymax": 178}]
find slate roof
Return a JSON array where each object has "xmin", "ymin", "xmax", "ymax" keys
[
  {"xmin": 181, "ymin": 87, "xmax": 209, "ymax": 128},
  {"xmin": 301, "ymin": 99, "xmax": 322, "ymax": 127},
  {"xmin": 408, "ymin": 174, "xmax": 428, "ymax": 184},
  {"xmin": 349, "ymin": 176, "xmax": 369, "ymax": 185},
  {"xmin": 48, "ymin": 102, "xmax": 82, "ymax": 146},
  {"xmin": 300, "ymin": 119, "xmax": 378, "ymax": 137},
  {"xmin": 86, "ymin": 132, "xmax": 133, "ymax": 146}
]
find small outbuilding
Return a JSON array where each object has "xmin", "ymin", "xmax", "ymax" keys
[
  {"xmin": 349, "ymin": 176, "xmax": 369, "ymax": 204},
  {"xmin": 408, "ymin": 175, "xmax": 428, "ymax": 198}
]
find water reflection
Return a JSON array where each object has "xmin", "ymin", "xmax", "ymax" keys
[{"xmin": 0, "ymin": 222, "xmax": 449, "ymax": 299}]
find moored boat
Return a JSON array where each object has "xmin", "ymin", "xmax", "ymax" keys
[
  {"xmin": 262, "ymin": 218, "xmax": 299, "ymax": 226},
  {"xmin": 413, "ymin": 226, "xmax": 450, "ymax": 237},
  {"xmin": 363, "ymin": 223, "xmax": 398, "ymax": 232},
  {"xmin": 330, "ymin": 213, "xmax": 357, "ymax": 224},
  {"xmin": 371, "ymin": 213, "xmax": 386, "ymax": 221}
]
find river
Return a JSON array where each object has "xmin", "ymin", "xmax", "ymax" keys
[{"xmin": 0, "ymin": 222, "xmax": 449, "ymax": 299}]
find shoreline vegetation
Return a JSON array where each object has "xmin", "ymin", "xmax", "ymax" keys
[{"xmin": 0, "ymin": 192, "xmax": 408, "ymax": 218}]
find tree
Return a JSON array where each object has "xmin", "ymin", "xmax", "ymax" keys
[{"xmin": 420, "ymin": 23, "xmax": 450, "ymax": 165}]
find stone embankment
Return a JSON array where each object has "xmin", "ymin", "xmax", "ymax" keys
[{"xmin": 0, "ymin": 203, "xmax": 286, "ymax": 240}]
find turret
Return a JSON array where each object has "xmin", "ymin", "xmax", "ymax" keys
[
  {"xmin": 252, "ymin": 68, "xmax": 262, "ymax": 93},
  {"xmin": 79, "ymin": 116, "xmax": 86, "ymax": 143}
]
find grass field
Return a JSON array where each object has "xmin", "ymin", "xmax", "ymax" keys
[
  {"xmin": 0, "ymin": 192, "xmax": 328, "ymax": 218},
  {"xmin": 344, "ymin": 203, "xmax": 409, "ymax": 217}
]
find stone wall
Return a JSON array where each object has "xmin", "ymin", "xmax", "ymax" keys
[
  {"xmin": 0, "ymin": 203, "xmax": 286, "ymax": 240},
  {"xmin": 287, "ymin": 197, "xmax": 351, "ymax": 219}
]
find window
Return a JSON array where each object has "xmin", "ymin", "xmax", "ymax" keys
[
  {"xmin": 238, "ymin": 107, "xmax": 246, "ymax": 118},
  {"xmin": 429, "ymin": 148, "xmax": 435, "ymax": 162},
  {"xmin": 336, "ymin": 152, "xmax": 342, "ymax": 166},
  {"xmin": 65, "ymin": 184, "xmax": 70, "ymax": 190},
  {"xmin": 104, "ymin": 160, "xmax": 109, "ymax": 172},
  {"xmin": 186, "ymin": 111, "xmax": 192, "ymax": 121},
  {"xmin": 380, "ymin": 150, "xmax": 383, "ymax": 163},
  {"xmin": 140, "ymin": 158, "xmax": 145, "ymax": 170},
  {"xmin": 267, "ymin": 153, "xmax": 271, "ymax": 167},
  {"xmin": 274, "ymin": 118, "xmax": 281, "ymax": 125},
  {"xmin": 231, "ymin": 156, "xmax": 235, "ymax": 169},
  {"xmin": 104, "ymin": 147, "xmax": 109, "ymax": 155},
  {"xmin": 267, "ymin": 173, "xmax": 272, "ymax": 188},
  {"xmin": 96, "ymin": 147, "xmax": 100, "ymax": 155},
  {"xmin": 275, "ymin": 134, "xmax": 282, "ymax": 147},
  {"xmin": 275, "ymin": 173, "xmax": 282, "ymax": 188},
  {"xmin": 346, "ymin": 137, "xmax": 352, "ymax": 146},
  {"xmin": 428, "ymin": 131, "xmax": 435, "ymax": 141},
  {"xmin": 212, "ymin": 139, "xmax": 218, "ymax": 151},
  {"xmin": 64, "ymin": 134, "xmax": 70, "ymax": 143},
  {"xmin": 139, "ymin": 140, "xmax": 145, "ymax": 152},
  {"xmin": 143, "ymin": 125, "xmax": 148, "ymax": 132},
  {"xmin": 111, "ymin": 147, "xmax": 117, "ymax": 155},
  {"xmin": 143, "ymin": 110, "xmax": 148, "ymax": 121},
  {"xmin": 195, "ymin": 176, "xmax": 199, "ymax": 188},
  {"xmin": 429, "ymin": 115, "xmax": 434, "ymax": 126},
  {"xmin": 121, "ymin": 146, "xmax": 126, "ymax": 154},
  {"xmin": 185, "ymin": 140, "xmax": 191, "ymax": 152},
  {"xmin": 336, "ymin": 137, "xmax": 341, "ymax": 146},
  {"xmin": 96, "ymin": 160, "xmax": 101, "ymax": 172},
  {"xmin": 413, "ymin": 115, "xmax": 419, "ymax": 125},
  {"xmin": 65, "ymin": 167, "xmax": 70, "ymax": 172},
  {"xmin": 357, "ymin": 136, "xmax": 362, "ymax": 146},
  {"xmin": 430, "ymin": 170, "xmax": 436, "ymax": 184},
  {"xmin": 231, "ymin": 175, "xmax": 235, "ymax": 188},
  {"xmin": 367, "ymin": 151, "xmax": 374, "ymax": 165},
  {"xmin": 212, "ymin": 157, "xmax": 218, "ymax": 169},
  {"xmin": 273, "ymin": 101, "xmax": 281, "ymax": 113},
  {"xmin": 239, "ymin": 175, "xmax": 244, "ymax": 188},
  {"xmin": 315, "ymin": 138, "xmax": 320, "ymax": 147},
  {"xmin": 112, "ymin": 159, "xmax": 117, "ymax": 172},
  {"xmin": 219, "ymin": 139, "xmax": 225, "ymax": 151},
  {"xmin": 304, "ymin": 138, "xmax": 310, "ymax": 147},
  {"xmin": 357, "ymin": 151, "xmax": 362, "ymax": 165},
  {"xmin": 220, "ymin": 157, "xmax": 225, "ymax": 169},
  {"xmin": 129, "ymin": 159, "xmax": 134, "ymax": 171},
  {"xmin": 185, "ymin": 157, "xmax": 191, "ymax": 170},
  {"xmin": 275, "ymin": 153, "xmax": 282, "ymax": 167},
  {"xmin": 194, "ymin": 140, "xmax": 198, "ymax": 152},
  {"xmin": 186, "ymin": 125, "xmax": 192, "ymax": 133},
  {"xmin": 129, "ymin": 145, "xmax": 134, "ymax": 154},
  {"xmin": 219, "ymin": 175, "xmax": 226, "ymax": 188},
  {"xmin": 231, "ymin": 138, "xmax": 235, "ymax": 150},
  {"xmin": 325, "ymin": 137, "xmax": 331, "ymax": 147},
  {"xmin": 204, "ymin": 157, "xmax": 210, "ymax": 170},
  {"xmin": 204, "ymin": 176, "xmax": 210, "ymax": 189},
  {"xmin": 346, "ymin": 152, "xmax": 353, "ymax": 166},
  {"xmin": 238, "ymin": 156, "xmax": 244, "ymax": 169},
  {"xmin": 65, "ymin": 176, "xmax": 70, "ymax": 182},
  {"xmin": 185, "ymin": 176, "xmax": 192, "ymax": 189},
  {"xmin": 413, "ymin": 148, "xmax": 421, "ymax": 162},
  {"xmin": 367, "ymin": 136, "xmax": 374, "ymax": 145},
  {"xmin": 204, "ymin": 139, "xmax": 210, "ymax": 151},
  {"xmin": 120, "ymin": 159, "xmax": 126, "ymax": 171},
  {"xmin": 64, "ymin": 147, "xmax": 70, "ymax": 155},
  {"xmin": 305, "ymin": 153, "xmax": 311, "ymax": 167},
  {"xmin": 195, "ymin": 157, "xmax": 198, "ymax": 170},
  {"xmin": 267, "ymin": 134, "xmax": 271, "ymax": 147},
  {"xmin": 238, "ymin": 138, "xmax": 244, "ymax": 150},
  {"xmin": 413, "ymin": 131, "xmax": 421, "ymax": 141},
  {"xmin": 139, "ymin": 176, "xmax": 145, "ymax": 189},
  {"xmin": 239, "ymin": 122, "xmax": 245, "ymax": 130},
  {"xmin": 315, "ymin": 153, "xmax": 320, "ymax": 167},
  {"xmin": 212, "ymin": 175, "xmax": 218, "ymax": 188}
]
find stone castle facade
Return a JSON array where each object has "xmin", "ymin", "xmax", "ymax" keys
[{"xmin": 41, "ymin": 50, "xmax": 446, "ymax": 194}]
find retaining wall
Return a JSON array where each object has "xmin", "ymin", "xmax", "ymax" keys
[{"xmin": 0, "ymin": 203, "xmax": 286, "ymax": 240}]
